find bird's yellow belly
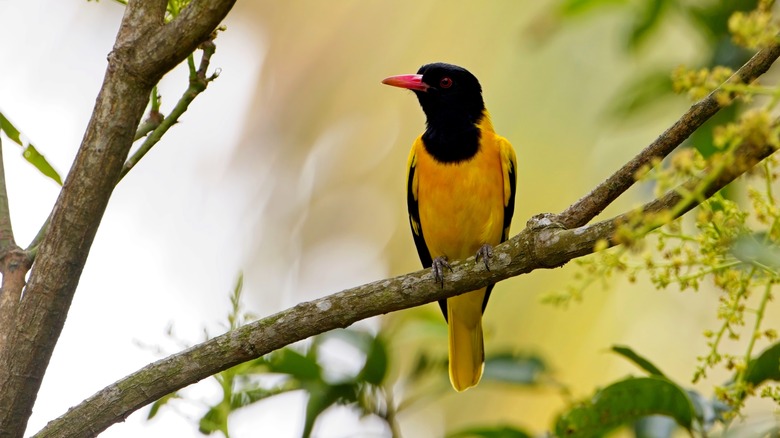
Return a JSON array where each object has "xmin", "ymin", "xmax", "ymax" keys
[{"xmin": 416, "ymin": 149, "xmax": 504, "ymax": 260}]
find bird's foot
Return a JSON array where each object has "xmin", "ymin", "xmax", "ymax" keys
[
  {"xmin": 432, "ymin": 256, "xmax": 453, "ymax": 287},
  {"xmin": 475, "ymin": 243, "xmax": 493, "ymax": 271}
]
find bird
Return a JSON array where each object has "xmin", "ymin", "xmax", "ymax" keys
[{"xmin": 382, "ymin": 62, "xmax": 517, "ymax": 391}]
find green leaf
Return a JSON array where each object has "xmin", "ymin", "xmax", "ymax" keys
[
  {"xmin": 482, "ymin": 352, "xmax": 546, "ymax": 385},
  {"xmin": 557, "ymin": 0, "xmax": 627, "ymax": 17},
  {"xmin": 198, "ymin": 404, "xmax": 230, "ymax": 436},
  {"xmin": 0, "ymin": 111, "xmax": 23, "ymax": 146},
  {"xmin": 358, "ymin": 335, "xmax": 388, "ymax": 385},
  {"xmin": 302, "ymin": 383, "xmax": 358, "ymax": 438},
  {"xmin": 408, "ymin": 352, "xmax": 447, "ymax": 382},
  {"xmin": 611, "ymin": 345, "xmax": 667, "ymax": 378},
  {"xmin": 228, "ymin": 356, "xmax": 270, "ymax": 376},
  {"xmin": 147, "ymin": 391, "xmax": 180, "ymax": 419},
  {"xmin": 302, "ymin": 390, "xmax": 331, "ymax": 438},
  {"xmin": 230, "ymin": 381, "xmax": 301, "ymax": 409},
  {"xmin": 745, "ymin": 342, "xmax": 780, "ymax": 386},
  {"xmin": 627, "ymin": 0, "xmax": 669, "ymax": 51},
  {"xmin": 555, "ymin": 376, "xmax": 695, "ymax": 438},
  {"xmin": 269, "ymin": 348, "xmax": 321, "ymax": 382},
  {"xmin": 731, "ymin": 233, "xmax": 780, "ymax": 271},
  {"xmin": 605, "ymin": 70, "xmax": 674, "ymax": 118},
  {"xmin": 447, "ymin": 424, "xmax": 532, "ymax": 438},
  {"xmin": 227, "ymin": 272, "xmax": 245, "ymax": 330},
  {"xmin": 685, "ymin": 0, "xmax": 759, "ymax": 44},
  {"xmin": 0, "ymin": 111, "xmax": 63, "ymax": 185},
  {"xmin": 22, "ymin": 145, "xmax": 63, "ymax": 185}
]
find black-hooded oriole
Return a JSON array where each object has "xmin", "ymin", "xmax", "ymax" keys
[{"xmin": 383, "ymin": 63, "xmax": 517, "ymax": 391}]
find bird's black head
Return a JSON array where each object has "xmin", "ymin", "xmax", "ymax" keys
[
  {"xmin": 382, "ymin": 62, "xmax": 486, "ymax": 162},
  {"xmin": 382, "ymin": 63, "xmax": 485, "ymax": 125},
  {"xmin": 413, "ymin": 62, "xmax": 485, "ymax": 126}
]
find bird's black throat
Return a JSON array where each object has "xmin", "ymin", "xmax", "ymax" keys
[{"xmin": 421, "ymin": 116, "xmax": 482, "ymax": 164}]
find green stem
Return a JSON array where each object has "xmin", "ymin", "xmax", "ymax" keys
[
  {"xmin": 187, "ymin": 53, "xmax": 197, "ymax": 78},
  {"xmin": 736, "ymin": 280, "xmax": 773, "ymax": 396},
  {"xmin": 674, "ymin": 260, "xmax": 744, "ymax": 282},
  {"xmin": 696, "ymin": 266, "xmax": 757, "ymax": 383},
  {"xmin": 151, "ymin": 85, "xmax": 161, "ymax": 112},
  {"xmin": 24, "ymin": 215, "xmax": 48, "ymax": 255},
  {"xmin": 764, "ymin": 160, "xmax": 774, "ymax": 202},
  {"xmin": 762, "ymin": 160, "xmax": 780, "ymax": 240},
  {"xmin": 133, "ymin": 87, "xmax": 164, "ymax": 141},
  {"xmin": 119, "ymin": 39, "xmax": 217, "ymax": 181},
  {"xmin": 382, "ymin": 389, "xmax": 402, "ymax": 438},
  {"xmin": 656, "ymin": 230, "xmax": 699, "ymax": 242},
  {"xmin": 720, "ymin": 83, "xmax": 780, "ymax": 96}
]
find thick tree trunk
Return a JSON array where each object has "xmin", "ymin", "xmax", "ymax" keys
[{"xmin": 0, "ymin": 1, "xmax": 237, "ymax": 436}]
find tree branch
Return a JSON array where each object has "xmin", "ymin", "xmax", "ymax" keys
[
  {"xmin": 556, "ymin": 41, "xmax": 780, "ymax": 229},
  {"xmin": 33, "ymin": 96, "xmax": 780, "ymax": 438},
  {"xmin": 0, "ymin": 134, "xmax": 31, "ymax": 355},
  {"xmin": 0, "ymin": 2, "xmax": 237, "ymax": 437},
  {"xmin": 128, "ymin": 0, "xmax": 235, "ymax": 78}
]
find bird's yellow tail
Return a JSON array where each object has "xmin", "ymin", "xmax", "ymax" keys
[{"xmin": 447, "ymin": 289, "xmax": 486, "ymax": 392}]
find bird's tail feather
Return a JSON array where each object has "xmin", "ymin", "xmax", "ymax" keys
[{"xmin": 447, "ymin": 289, "xmax": 485, "ymax": 392}]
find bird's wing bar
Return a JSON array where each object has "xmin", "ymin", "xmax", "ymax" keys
[
  {"xmin": 499, "ymin": 136, "xmax": 517, "ymax": 242},
  {"xmin": 407, "ymin": 138, "xmax": 433, "ymax": 268},
  {"xmin": 482, "ymin": 136, "xmax": 517, "ymax": 314}
]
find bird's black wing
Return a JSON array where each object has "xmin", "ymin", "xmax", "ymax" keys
[{"xmin": 482, "ymin": 136, "xmax": 518, "ymax": 313}]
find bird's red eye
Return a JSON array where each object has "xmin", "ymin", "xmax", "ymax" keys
[{"xmin": 439, "ymin": 77, "xmax": 453, "ymax": 88}]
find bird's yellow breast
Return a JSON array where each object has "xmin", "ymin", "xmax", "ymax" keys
[{"xmin": 414, "ymin": 130, "xmax": 505, "ymax": 260}]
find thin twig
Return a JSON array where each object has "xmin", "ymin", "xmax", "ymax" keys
[
  {"xmin": 134, "ymin": 88, "xmax": 164, "ymax": 141},
  {"xmin": 119, "ymin": 38, "xmax": 218, "ymax": 181},
  {"xmin": 25, "ymin": 215, "xmax": 48, "ymax": 256},
  {"xmin": 556, "ymin": 41, "xmax": 780, "ymax": 229}
]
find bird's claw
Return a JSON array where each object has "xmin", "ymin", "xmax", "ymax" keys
[
  {"xmin": 432, "ymin": 256, "xmax": 453, "ymax": 287},
  {"xmin": 476, "ymin": 244, "xmax": 493, "ymax": 271}
]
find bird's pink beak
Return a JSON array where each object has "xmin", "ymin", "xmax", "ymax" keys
[{"xmin": 381, "ymin": 74, "xmax": 429, "ymax": 92}]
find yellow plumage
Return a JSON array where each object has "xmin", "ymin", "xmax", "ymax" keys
[
  {"xmin": 384, "ymin": 62, "xmax": 517, "ymax": 391},
  {"xmin": 407, "ymin": 113, "xmax": 516, "ymax": 391}
]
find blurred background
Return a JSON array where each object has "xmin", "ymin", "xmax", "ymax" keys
[{"xmin": 0, "ymin": 0, "xmax": 774, "ymax": 437}]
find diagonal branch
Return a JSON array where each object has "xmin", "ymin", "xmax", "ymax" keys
[
  {"xmin": 556, "ymin": 41, "xmax": 780, "ymax": 229},
  {"xmin": 128, "ymin": 0, "xmax": 236, "ymax": 78},
  {"xmin": 32, "ymin": 101, "xmax": 780, "ymax": 438}
]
